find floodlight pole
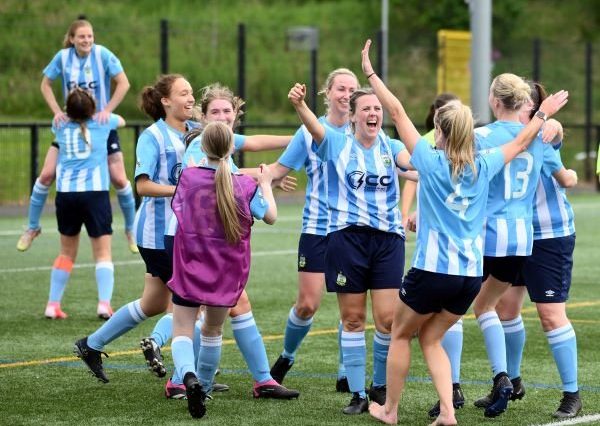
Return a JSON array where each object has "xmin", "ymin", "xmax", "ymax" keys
[{"xmin": 467, "ymin": 0, "xmax": 491, "ymax": 124}]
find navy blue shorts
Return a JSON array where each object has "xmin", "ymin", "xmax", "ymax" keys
[
  {"xmin": 138, "ymin": 246, "xmax": 172, "ymax": 284},
  {"xmin": 55, "ymin": 191, "xmax": 112, "ymax": 237},
  {"xmin": 521, "ymin": 235, "xmax": 575, "ymax": 303},
  {"xmin": 400, "ymin": 268, "xmax": 482, "ymax": 315},
  {"xmin": 483, "ymin": 256, "xmax": 527, "ymax": 284},
  {"xmin": 325, "ymin": 226, "xmax": 404, "ymax": 293},
  {"xmin": 298, "ymin": 233, "xmax": 327, "ymax": 273},
  {"xmin": 107, "ymin": 129, "xmax": 121, "ymax": 155},
  {"xmin": 172, "ymin": 292, "xmax": 201, "ymax": 308}
]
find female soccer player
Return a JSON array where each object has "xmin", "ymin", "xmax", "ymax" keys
[
  {"xmin": 169, "ymin": 122, "xmax": 280, "ymax": 419},
  {"xmin": 73, "ymin": 74, "xmax": 196, "ymax": 383},
  {"xmin": 142, "ymin": 83, "xmax": 299, "ymax": 400},
  {"xmin": 360, "ymin": 39, "xmax": 568, "ymax": 426},
  {"xmin": 472, "ymin": 73, "xmax": 575, "ymax": 418},
  {"xmin": 45, "ymin": 88, "xmax": 125, "ymax": 320},
  {"xmin": 473, "ymin": 81, "xmax": 580, "ymax": 419},
  {"xmin": 268, "ymin": 68, "xmax": 359, "ymax": 393},
  {"xmin": 287, "ymin": 63, "xmax": 415, "ymax": 413},
  {"xmin": 17, "ymin": 19, "xmax": 135, "ymax": 256}
]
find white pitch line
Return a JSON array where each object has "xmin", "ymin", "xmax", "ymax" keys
[
  {"xmin": 0, "ymin": 249, "xmax": 297, "ymax": 274},
  {"xmin": 530, "ymin": 414, "xmax": 600, "ymax": 426}
]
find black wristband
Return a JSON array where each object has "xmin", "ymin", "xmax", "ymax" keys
[{"xmin": 366, "ymin": 72, "xmax": 376, "ymax": 80}]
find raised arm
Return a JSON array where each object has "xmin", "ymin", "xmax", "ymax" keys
[
  {"xmin": 242, "ymin": 135, "xmax": 292, "ymax": 152},
  {"xmin": 501, "ymin": 91, "xmax": 569, "ymax": 164},
  {"xmin": 257, "ymin": 164, "xmax": 277, "ymax": 224},
  {"xmin": 288, "ymin": 83, "xmax": 326, "ymax": 144},
  {"xmin": 361, "ymin": 40, "xmax": 420, "ymax": 153}
]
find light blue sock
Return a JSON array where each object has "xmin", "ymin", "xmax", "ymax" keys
[
  {"xmin": 95, "ymin": 262, "xmax": 114, "ymax": 302},
  {"xmin": 503, "ymin": 316, "xmax": 525, "ymax": 380},
  {"xmin": 116, "ymin": 182, "xmax": 136, "ymax": 233},
  {"xmin": 87, "ymin": 299, "xmax": 147, "ymax": 350},
  {"xmin": 151, "ymin": 313, "xmax": 173, "ymax": 347},
  {"xmin": 48, "ymin": 266, "xmax": 70, "ymax": 303},
  {"xmin": 477, "ymin": 311, "xmax": 507, "ymax": 376},
  {"xmin": 173, "ymin": 318, "xmax": 203, "ymax": 386},
  {"xmin": 28, "ymin": 178, "xmax": 49, "ymax": 230},
  {"xmin": 231, "ymin": 311, "xmax": 270, "ymax": 383},
  {"xmin": 338, "ymin": 321, "xmax": 346, "ymax": 379},
  {"xmin": 546, "ymin": 323, "xmax": 578, "ymax": 393},
  {"xmin": 442, "ymin": 319, "xmax": 463, "ymax": 384},
  {"xmin": 282, "ymin": 307, "xmax": 313, "ymax": 361},
  {"xmin": 193, "ymin": 318, "xmax": 203, "ymax": 354},
  {"xmin": 172, "ymin": 336, "xmax": 195, "ymax": 383},
  {"xmin": 341, "ymin": 330, "xmax": 366, "ymax": 398},
  {"xmin": 196, "ymin": 334, "xmax": 222, "ymax": 392},
  {"xmin": 372, "ymin": 331, "xmax": 391, "ymax": 388}
]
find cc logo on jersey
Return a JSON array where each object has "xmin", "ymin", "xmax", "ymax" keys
[
  {"xmin": 67, "ymin": 81, "xmax": 99, "ymax": 91},
  {"xmin": 170, "ymin": 163, "xmax": 182, "ymax": 185},
  {"xmin": 346, "ymin": 171, "xmax": 392, "ymax": 190}
]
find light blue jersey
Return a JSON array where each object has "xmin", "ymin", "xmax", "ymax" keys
[
  {"xmin": 411, "ymin": 138, "xmax": 505, "ymax": 276},
  {"xmin": 476, "ymin": 121, "xmax": 563, "ymax": 256},
  {"xmin": 43, "ymin": 44, "xmax": 124, "ymax": 111},
  {"xmin": 133, "ymin": 119, "xmax": 198, "ymax": 249},
  {"xmin": 317, "ymin": 128, "xmax": 405, "ymax": 236},
  {"xmin": 533, "ymin": 148, "xmax": 575, "ymax": 239},
  {"xmin": 278, "ymin": 117, "xmax": 347, "ymax": 236},
  {"xmin": 54, "ymin": 115, "xmax": 119, "ymax": 192},
  {"xmin": 164, "ymin": 132, "xmax": 247, "ymax": 236}
]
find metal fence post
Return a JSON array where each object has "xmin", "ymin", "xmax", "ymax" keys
[
  {"xmin": 236, "ymin": 22, "xmax": 246, "ymax": 168},
  {"xmin": 532, "ymin": 38, "xmax": 541, "ymax": 82},
  {"xmin": 160, "ymin": 19, "xmax": 169, "ymax": 74},
  {"xmin": 585, "ymin": 42, "xmax": 592, "ymax": 182},
  {"xmin": 30, "ymin": 124, "xmax": 39, "ymax": 193}
]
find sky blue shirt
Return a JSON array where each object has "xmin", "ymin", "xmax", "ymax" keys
[
  {"xmin": 533, "ymin": 147, "xmax": 575, "ymax": 239},
  {"xmin": 43, "ymin": 44, "xmax": 123, "ymax": 112},
  {"xmin": 278, "ymin": 116, "xmax": 348, "ymax": 236},
  {"xmin": 133, "ymin": 119, "xmax": 198, "ymax": 249},
  {"xmin": 475, "ymin": 121, "xmax": 563, "ymax": 256},
  {"xmin": 317, "ymin": 128, "xmax": 406, "ymax": 236},
  {"xmin": 411, "ymin": 138, "xmax": 505, "ymax": 276},
  {"xmin": 54, "ymin": 115, "xmax": 119, "ymax": 192}
]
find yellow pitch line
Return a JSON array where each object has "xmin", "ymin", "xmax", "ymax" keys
[{"xmin": 2, "ymin": 301, "xmax": 598, "ymax": 370}]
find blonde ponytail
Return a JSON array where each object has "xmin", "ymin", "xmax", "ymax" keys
[{"xmin": 201, "ymin": 122, "xmax": 243, "ymax": 244}]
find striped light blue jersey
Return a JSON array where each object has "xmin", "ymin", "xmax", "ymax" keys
[
  {"xmin": 43, "ymin": 44, "xmax": 124, "ymax": 111},
  {"xmin": 475, "ymin": 121, "xmax": 563, "ymax": 256},
  {"xmin": 133, "ymin": 119, "xmax": 198, "ymax": 249},
  {"xmin": 411, "ymin": 138, "xmax": 505, "ymax": 276},
  {"xmin": 317, "ymin": 127, "xmax": 405, "ymax": 236},
  {"xmin": 278, "ymin": 117, "xmax": 348, "ymax": 236},
  {"xmin": 164, "ymin": 132, "xmax": 247, "ymax": 236},
  {"xmin": 54, "ymin": 115, "xmax": 120, "ymax": 192},
  {"xmin": 533, "ymin": 147, "xmax": 575, "ymax": 239}
]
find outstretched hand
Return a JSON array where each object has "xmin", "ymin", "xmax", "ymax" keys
[
  {"xmin": 361, "ymin": 39, "xmax": 375, "ymax": 77},
  {"xmin": 274, "ymin": 175, "xmax": 297, "ymax": 192},
  {"xmin": 539, "ymin": 90, "xmax": 569, "ymax": 118},
  {"xmin": 288, "ymin": 83, "xmax": 306, "ymax": 107}
]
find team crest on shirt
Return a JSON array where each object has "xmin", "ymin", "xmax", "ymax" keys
[
  {"xmin": 169, "ymin": 163, "xmax": 182, "ymax": 184},
  {"xmin": 336, "ymin": 272, "xmax": 347, "ymax": 287},
  {"xmin": 381, "ymin": 154, "xmax": 392, "ymax": 168},
  {"xmin": 298, "ymin": 255, "xmax": 306, "ymax": 268},
  {"xmin": 84, "ymin": 66, "xmax": 92, "ymax": 75}
]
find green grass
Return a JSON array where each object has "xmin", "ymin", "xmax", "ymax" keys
[{"xmin": 1, "ymin": 197, "xmax": 600, "ymax": 425}]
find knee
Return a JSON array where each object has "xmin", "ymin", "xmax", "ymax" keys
[
  {"xmin": 110, "ymin": 173, "xmax": 129, "ymax": 189},
  {"xmin": 295, "ymin": 300, "xmax": 319, "ymax": 318},
  {"xmin": 202, "ymin": 323, "xmax": 224, "ymax": 337},
  {"xmin": 38, "ymin": 171, "xmax": 55, "ymax": 186},
  {"xmin": 537, "ymin": 306, "xmax": 569, "ymax": 331},
  {"xmin": 342, "ymin": 316, "xmax": 366, "ymax": 332}
]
